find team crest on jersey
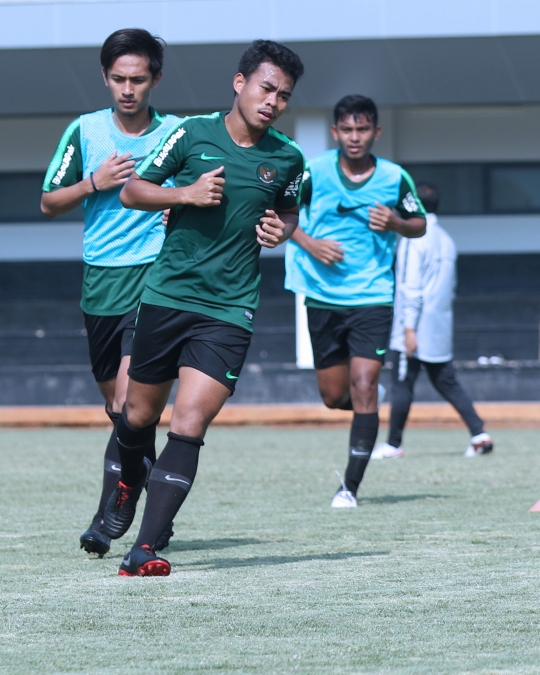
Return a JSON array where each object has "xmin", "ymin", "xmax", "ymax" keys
[{"xmin": 257, "ymin": 163, "xmax": 277, "ymax": 184}]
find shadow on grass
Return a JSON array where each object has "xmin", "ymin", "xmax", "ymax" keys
[
  {"xmin": 104, "ymin": 537, "xmax": 266, "ymax": 560},
  {"xmin": 361, "ymin": 493, "xmax": 447, "ymax": 505},
  {"xmin": 167, "ymin": 537, "xmax": 265, "ymax": 553},
  {"xmin": 174, "ymin": 550, "xmax": 389, "ymax": 570}
]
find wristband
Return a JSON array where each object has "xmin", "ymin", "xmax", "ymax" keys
[{"xmin": 90, "ymin": 172, "xmax": 99, "ymax": 192}]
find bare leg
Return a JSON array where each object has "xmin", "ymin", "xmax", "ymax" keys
[
  {"xmin": 124, "ymin": 377, "xmax": 175, "ymax": 428},
  {"xmin": 170, "ymin": 366, "xmax": 231, "ymax": 438},
  {"xmin": 349, "ymin": 357, "xmax": 382, "ymax": 413},
  {"xmin": 315, "ymin": 361, "xmax": 350, "ymax": 408}
]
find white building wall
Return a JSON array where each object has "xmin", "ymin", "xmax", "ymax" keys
[
  {"xmin": 394, "ymin": 106, "xmax": 540, "ymax": 163},
  {"xmin": 1, "ymin": 0, "xmax": 540, "ymax": 49}
]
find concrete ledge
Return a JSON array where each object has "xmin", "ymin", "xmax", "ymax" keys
[{"xmin": 0, "ymin": 402, "xmax": 538, "ymax": 428}]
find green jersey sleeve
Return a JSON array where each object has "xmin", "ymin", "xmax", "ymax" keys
[
  {"xmin": 274, "ymin": 150, "xmax": 305, "ymax": 210},
  {"xmin": 136, "ymin": 122, "xmax": 188, "ymax": 184},
  {"xmin": 396, "ymin": 169, "xmax": 426, "ymax": 220},
  {"xmin": 42, "ymin": 119, "xmax": 83, "ymax": 192}
]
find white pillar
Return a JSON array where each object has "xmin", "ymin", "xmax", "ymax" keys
[{"xmin": 292, "ymin": 112, "xmax": 329, "ymax": 369}]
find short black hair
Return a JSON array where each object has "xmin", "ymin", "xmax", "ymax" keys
[
  {"xmin": 333, "ymin": 95, "xmax": 378, "ymax": 127},
  {"xmin": 100, "ymin": 28, "xmax": 165, "ymax": 78},
  {"xmin": 238, "ymin": 39, "xmax": 304, "ymax": 86},
  {"xmin": 416, "ymin": 183, "xmax": 439, "ymax": 214}
]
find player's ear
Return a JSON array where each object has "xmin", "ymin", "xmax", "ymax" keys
[
  {"xmin": 152, "ymin": 71, "xmax": 163, "ymax": 88},
  {"xmin": 330, "ymin": 125, "xmax": 338, "ymax": 142},
  {"xmin": 233, "ymin": 72, "xmax": 246, "ymax": 96},
  {"xmin": 374, "ymin": 126, "xmax": 382, "ymax": 142},
  {"xmin": 102, "ymin": 68, "xmax": 109, "ymax": 87}
]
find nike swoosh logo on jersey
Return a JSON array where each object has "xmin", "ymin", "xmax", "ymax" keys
[
  {"xmin": 165, "ymin": 475, "xmax": 190, "ymax": 484},
  {"xmin": 337, "ymin": 203, "xmax": 369, "ymax": 213},
  {"xmin": 201, "ymin": 152, "xmax": 225, "ymax": 161},
  {"xmin": 376, "ymin": 348, "xmax": 387, "ymax": 355},
  {"xmin": 225, "ymin": 371, "xmax": 239, "ymax": 380},
  {"xmin": 111, "ymin": 464, "xmax": 121, "ymax": 472}
]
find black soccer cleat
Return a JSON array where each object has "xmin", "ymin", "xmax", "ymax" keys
[
  {"xmin": 103, "ymin": 457, "xmax": 152, "ymax": 539},
  {"xmin": 80, "ymin": 516, "xmax": 111, "ymax": 558},
  {"xmin": 118, "ymin": 544, "xmax": 171, "ymax": 577},
  {"xmin": 155, "ymin": 521, "xmax": 174, "ymax": 552}
]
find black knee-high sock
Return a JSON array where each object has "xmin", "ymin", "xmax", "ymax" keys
[
  {"xmin": 95, "ymin": 410, "xmax": 122, "ymax": 519},
  {"xmin": 116, "ymin": 407, "xmax": 158, "ymax": 487},
  {"xmin": 344, "ymin": 412, "xmax": 379, "ymax": 496},
  {"xmin": 134, "ymin": 432, "xmax": 204, "ymax": 549}
]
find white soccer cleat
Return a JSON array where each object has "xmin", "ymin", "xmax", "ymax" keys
[
  {"xmin": 330, "ymin": 470, "xmax": 358, "ymax": 508},
  {"xmin": 371, "ymin": 442, "xmax": 404, "ymax": 460},
  {"xmin": 331, "ymin": 489, "xmax": 358, "ymax": 508},
  {"xmin": 464, "ymin": 432, "xmax": 494, "ymax": 458}
]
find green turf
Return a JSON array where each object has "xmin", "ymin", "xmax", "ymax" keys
[{"xmin": 1, "ymin": 426, "xmax": 540, "ymax": 674}]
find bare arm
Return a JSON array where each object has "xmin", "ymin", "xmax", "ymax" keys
[
  {"xmin": 41, "ymin": 151, "xmax": 136, "ymax": 218},
  {"xmin": 120, "ymin": 167, "xmax": 225, "ymax": 211},
  {"xmin": 41, "ymin": 179, "xmax": 94, "ymax": 218},
  {"xmin": 255, "ymin": 206, "xmax": 299, "ymax": 249},
  {"xmin": 290, "ymin": 226, "xmax": 344, "ymax": 266},
  {"xmin": 368, "ymin": 203, "xmax": 426, "ymax": 238}
]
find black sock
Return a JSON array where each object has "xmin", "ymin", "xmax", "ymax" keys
[
  {"xmin": 116, "ymin": 407, "xmax": 158, "ymax": 487},
  {"xmin": 144, "ymin": 442, "xmax": 157, "ymax": 466},
  {"xmin": 344, "ymin": 412, "xmax": 379, "ymax": 496},
  {"xmin": 95, "ymin": 410, "xmax": 122, "ymax": 519},
  {"xmin": 134, "ymin": 432, "xmax": 204, "ymax": 549}
]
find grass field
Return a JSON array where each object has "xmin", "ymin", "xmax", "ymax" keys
[{"xmin": 1, "ymin": 426, "xmax": 540, "ymax": 674}]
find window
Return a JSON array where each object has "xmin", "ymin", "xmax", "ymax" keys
[
  {"xmin": 488, "ymin": 166, "xmax": 540, "ymax": 213},
  {"xmin": 403, "ymin": 163, "xmax": 540, "ymax": 216},
  {"xmin": 0, "ymin": 173, "xmax": 84, "ymax": 223}
]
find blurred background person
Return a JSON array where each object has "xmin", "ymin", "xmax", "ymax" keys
[{"xmin": 373, "ymin": 183, "xmax": 494, "ymax": 460}]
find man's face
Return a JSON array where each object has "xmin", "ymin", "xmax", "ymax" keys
[
  {"xmin": 233, "ymin": 61, "xmax": 294, "ymax": 132},
  {"xmin": 331, "ymin": 114, "xmax": 381, "ymax": 161},
  {"xmin": 102, "ymin": 54, "xmax": 161, "ymax": 117}
]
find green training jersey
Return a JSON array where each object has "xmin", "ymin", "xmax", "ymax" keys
[
  {"xmin": 137, "ymin": 112, "xmax": 304, "ymax": 332},
  {"xmin": 81, "ymin": 263, "xmax": 153, "ymax": 316}
]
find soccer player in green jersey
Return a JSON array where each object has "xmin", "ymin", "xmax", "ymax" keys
[
  {"xmin": 100, "ymin": 40, "xmax": 305, "ymax": 577},
  {"xmin": 41, "ymin": 29, "xmax": 181, "ymax": 557}
]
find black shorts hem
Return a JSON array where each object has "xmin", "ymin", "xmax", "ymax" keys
[
  {"xmin": 127, "ymin": 368, "xmax": 176, "ymax": 385},
  {"xmin": 128, "ymin": 362, "xmax": 238, "ymax": 393}
]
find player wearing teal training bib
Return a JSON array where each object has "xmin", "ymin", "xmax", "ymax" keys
[
  {"xmin": 285, "ymin": 95, "xmax": 426, "ymax": 508},
  {"xmin": 41, "ymin": 29, "xmax": 180, "ymax": 558}
]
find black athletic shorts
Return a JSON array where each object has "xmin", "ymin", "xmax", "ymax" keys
[
  {"xmin": 307, "ymin": 305, "xmax": 392, "ymax": 370},
  {"xmin": 128, "ymin": 303, "xmax": 252, "ymax": 392},
  {"xmin": 83, "ymin": 308, "xmax": 137, "ymax": 383}
]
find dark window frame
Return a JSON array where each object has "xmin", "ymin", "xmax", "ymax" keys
[{"xmin": 403, "ymin": 161, "xmax": 540, "ymax": 216}]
